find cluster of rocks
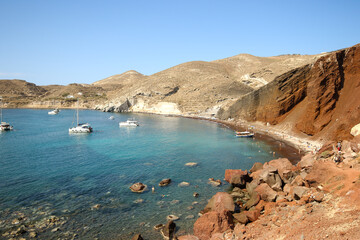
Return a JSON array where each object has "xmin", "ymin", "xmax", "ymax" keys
[
  {"xmin": 1, "ymin": 213, "xmax": 70, "ymax": 240},
  {"xmin": 179, "ymin": 154, "xmax": 328, "ymax": 240}
]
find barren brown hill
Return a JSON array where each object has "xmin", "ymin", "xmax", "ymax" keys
[
  {"xmin": 219, "ymin": 43, "xmax": 360, "ymax": 142},
  {"xmin": 0, "ymin": 79, "xmax": 46, "ymax": 98},
  {"xmin": 92, "ymin": 70, "xmax": 146, "ymax": 100},
  {"xmin": 41, "ymin": 83, "xmax": 105, "ymax": 100},
  {"xmin": 94, "ymin": 53, "xmax": 322, "ymax": 114}
]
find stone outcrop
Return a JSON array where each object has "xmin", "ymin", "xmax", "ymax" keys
[
  {"xmin": 203, "ymin": 192, "xmax": 235, "ymax": 213},
  {"xmin": 255, "ymin": 183, "xmax": 278, "ymax": 202},
  {"xmin": 224, "ymin": 169, "xmax": 251, "ymax": 188},
  {"xmin": 219, "ymin": 44, "xmax": 360, "ymax": 142},
  {"xmin": 193, "ymin": 210, "xmax": 234, "ymax": 240}
]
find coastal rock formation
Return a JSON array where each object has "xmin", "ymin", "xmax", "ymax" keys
[
  {"xmin": 189, "ymin": 140, "xmax": 360, "ymax": 239},
  {"xmin": 219, "ymin": 43, "xmax": 360, "ymax": 142},
  {"xmin": 1, "ymin": 49, "xmax": 321, "ymax": 118}
]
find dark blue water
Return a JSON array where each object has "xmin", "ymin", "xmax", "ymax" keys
[{"xmin": 0, "ymin": 109, "xmax": 285, "ymax": 239}]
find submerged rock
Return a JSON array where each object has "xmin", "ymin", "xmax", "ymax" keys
[
  {"xmin": 178, "ymin": 182, "xmax": 190, "ymax": 187},
  {"xmin": 166, "ymin": 214, "xmax": 180, "ymax": 221},
  {"xmin": 154, "ymin": 224, "xmax": 164, "ymax": 231},
  {"xmin": 91, "ymin": 204, "xmax": 101, "ymax": 210},
  {"xmin": 130, "ymin": 183, "xmax": 147, "ymax": 193},
  {"xmin": 185, "ymin": 162, "xmax": 198, "ymax": 167},
  {"xmin": 133, "ymin": 199, "xmax": 144, "ymax": 204}
]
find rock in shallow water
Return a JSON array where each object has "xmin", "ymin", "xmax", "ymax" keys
[
  {"xmin": 159, "ymin": 178, "xmax": 172, "ymax": 187},
  {"xmin": 161, "ymin": 220, "xmax": 176, "ymax": 240},
  {"xmin": 154, "ymin": 223, "xmax": 164, "ymax": 231},
  {"xmin": 185, "ymin": 162, "xmax": 198, "ymax": 167},
  {"xmin": 166, "ymin": 214, "xmax": 180, "ymax": 221},
  {"xmin": 208, "ymin": 178, "xmax": 222, "ymax": 186},
  {"xmin": 130, "ymin": 183, "xmax": 147, "ymax": 193},
  {"xmin": 178, "ymin": 182, "xmax": 190, "ymax": 187}
]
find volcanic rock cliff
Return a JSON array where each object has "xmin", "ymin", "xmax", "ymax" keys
[{"xmin": 219, "ymin": 44, "xmax": 360, "ymax": 142}]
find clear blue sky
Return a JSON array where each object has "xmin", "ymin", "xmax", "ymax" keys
[{"xmin": 1, "ymin": 0, "xmax": 359, "ymax": 86}]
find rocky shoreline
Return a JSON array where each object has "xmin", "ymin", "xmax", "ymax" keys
[
  {"xmin": 133, "ymin": 139, "xmax": 360, "ymax": 240},
  {"xmin": 127, "ymin": 114, "xmax": 360, "ymax": 240}
]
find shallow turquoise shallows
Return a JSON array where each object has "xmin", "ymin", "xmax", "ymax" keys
[{"xmin": 0, "ymin": 109, "xmax": 289, "ymax": 239}]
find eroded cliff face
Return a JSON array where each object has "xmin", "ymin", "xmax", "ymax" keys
[{"xmin": 219, "ymin": 44, "xmax": 360, "ymax": 141}]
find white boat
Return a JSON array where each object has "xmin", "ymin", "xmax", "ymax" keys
[
  {"xmin": 109, "ymin": 116, "xmax": 115, "ymax": 120},
  {"xmin": 235, "ymin": 131, "xmax": 254, "ymax": 138},
  {"xmin": 69, "ymin": 123, "xmax": 93, "ymax": 133},
  {"xmin": 0, "ymin": 122, "xmax": 13, "ymax": 131},
  {"xmin": 0, "ymin": 96, "xmax": 13, "ymax": 131},
  {"xmin": 69, "ymin": 97, "xmax": 93, "ymax": 133},
  {"xmin": 48, "ymin": 109, "xmax": 60, "ymax": 115},
  {"xmin": 119, "ymin": 119, "xmax": 139, "ymax": 127}
]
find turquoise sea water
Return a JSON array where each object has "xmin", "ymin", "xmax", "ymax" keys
[{"xmin": 0, "ymin": 109, "xmax": 295, "ymax": 239}]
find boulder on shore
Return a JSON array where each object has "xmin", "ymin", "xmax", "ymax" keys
[
  {"xmin": 255, "ymin": 183, "xmax": 278, "ymax": 202},
  {"xmin": 193, "ymin": 210, "xmax": 234, "ymax": 240},
  {"xmin": 203, "ymin": 192, "xmax": 235, "ymax": 213},
  {"xmin": 225, "ymin": 169, "xmax": 251, "ymax": 187},
  {"xmin": 250, "ymin": 162, "xmax": 263, "ymax": 173}
]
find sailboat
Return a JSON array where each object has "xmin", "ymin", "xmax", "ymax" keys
[
  {"xmin": 0, "ymin": 96, "xmax": 13, "ymax": 131},
  {"xmin": 69, "ymin": 96, "xmax": 92, "ymax": 133}
]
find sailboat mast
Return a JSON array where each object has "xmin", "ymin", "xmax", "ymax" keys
[
  {"xmin": 0, "ymin": 96, "xmax": 2, "ymax": 123},
  {"xmin": 77, "ymin": 99, "xmax": 79, "ymax": 126}
]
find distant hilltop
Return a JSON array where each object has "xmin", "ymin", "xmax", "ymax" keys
[{"xmin": 1, "ymin": 43, "xmax": 360, "ymax": 143}]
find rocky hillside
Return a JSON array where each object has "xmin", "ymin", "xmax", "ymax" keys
[
  {"xmin": 1, "ymin": 53, "xmax": 320, "ymax": 113},
  {"xmin": 0, "ymin": 80, "xmax": 47, "ymax": 105},
  {"xmin": 0, "ymin": 80, "xmax": 106, "ymax": 108},
  {"xmin": 93, "ymin": 54, "xmax": 321, "ymax": 115},
  {"xmin": 219, "ymin": 44, "xmax": 360, "ymax": 142}
]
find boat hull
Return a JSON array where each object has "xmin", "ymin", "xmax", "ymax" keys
[
  {"xmin": 0, "ymin": 122, "xmax": 13, "ymax": 131},
  {"xmin": 69, "ymin": 124, "xmax": 93, "ymax": 133}
]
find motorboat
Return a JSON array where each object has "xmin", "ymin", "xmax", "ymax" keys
[
  {"xmin": 119, "ymin": 119, "xmax": 139, "ymax": 127},
  {"xmin": 0, "ymin": 96, "xmax": 13, "ymax": 131},
  {"xmin": 69, "ymin": 96, "xmax": 93, "ymax": 133},
  {"xmin": 0, "ymin": 122, "xmax": 13, "ymax": 131},
  {"xmin": 69, "ymin": 123, "xmax": 93, "ymax": 133},
  {"xmin": 235, "ymin": 131, "xmax": 254, "ymax": 138},
  {"xmin": 48, "ymin": 109, "xmax": 60, "ymax": 115},
  {"xmin": 109, "ymin": 116, "xmax": 115, "ymax": 120}
]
